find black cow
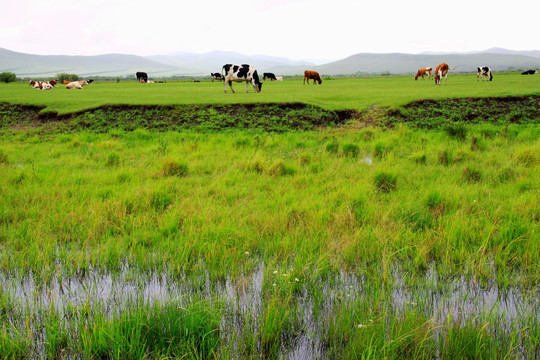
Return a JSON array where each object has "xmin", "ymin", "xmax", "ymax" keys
[
  {"xmin": 136, "ymin": 71, "xmax": 148, "ymax": 83},
  {"xmin": 521, "ymin": 69, "xmax": 538, "ymax": 75},
  {"xmin": 263, "ymin": 72, "xmax": 277, "ymax": 81},
  {"xmin": 477, "ymin": 66, "xmax": 493, "ymax": 81},
  {"xmin": 222, "ymin": 64, "xmax": 263, "ymax": 93},
  {"xmin": 211, "ymin": 73, "xmax": 224, "ymax": 82}
]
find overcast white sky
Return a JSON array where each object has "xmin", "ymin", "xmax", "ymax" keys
[{"xmin": 2, "ymin": 0, "xmax": 539, "ymax": 61}]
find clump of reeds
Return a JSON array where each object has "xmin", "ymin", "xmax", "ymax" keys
[{"xmin": 374, "ymin": 171, "xmax": 397, "ymax": 192}]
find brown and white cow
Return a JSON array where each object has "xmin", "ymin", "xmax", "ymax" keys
[
  {"xmin": 29, "ymin": 80, "xmax": 57, "ymax": 90},
  {"xmin": 29, "ymin": 80, "xmax": 42, "ymax": 89},
  {"xmin": 415, "ymin": 67, "xmax": 433, "ymax": 80},
  {"xmin": 434, "ymin": 63, "xmax": 455, "ymax": 85},
  {"xmin": 222, "ymin": 64, "xmax": 263, "ymax": 93},
  {"xmin": 41, "ymin": 82, "xmax": 54, "ymax": 90},
  {"xmin": 303, "ymin": 70, "xmax": 322, "ymax": 85}
]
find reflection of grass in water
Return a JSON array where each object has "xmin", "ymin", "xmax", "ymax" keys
[{"xmin": 0, "ymin": 266, "xmax": 537, "ymax": 359}]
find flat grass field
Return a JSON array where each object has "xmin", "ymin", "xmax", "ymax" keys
[
  {"xmin": 0, "ymin": 72, "xmax": 539, "ymax": 114},
  {"xmin": 0, "ymin": 74, "xmax": 539, "ymax": 359}
]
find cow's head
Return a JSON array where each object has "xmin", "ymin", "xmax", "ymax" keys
[{"xmin": 252, "ymin": 70, "xmax": 263, "ymax": 93}]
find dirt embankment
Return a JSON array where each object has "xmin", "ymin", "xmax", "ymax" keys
[
  {"xmin": 385, "ymin": 95, "xmax": 540, "ymax": 128},
  {"xmin": 0, "ymin": 102, "xmax": 348, "ymax": 132},
  {"xmin": 1, "ymin": 95, "xmax": 539, "ymax": 132}
]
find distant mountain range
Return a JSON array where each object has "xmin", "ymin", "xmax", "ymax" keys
[{"xmin": 1, "ymin": 47, "xmax": 540, "ymax": 78}]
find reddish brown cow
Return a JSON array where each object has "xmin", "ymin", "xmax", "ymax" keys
[
  {"xmin": 434, "ymin": 63, "xmax": 452, "ymax": 85},
  {"xmin": 415, "ymin": 67, "xmax": 432, "ymax": 80},
  {"xmin": 303, "ymin": 70, "xmax": 322, "ymax": 85}
]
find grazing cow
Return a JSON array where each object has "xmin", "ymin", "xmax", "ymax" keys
[
  {"xmin": 275, "ymin": 76, "xmax": 283, "ymax": 81},
  {"xmin": 477, "ymin": 66, "xmax": 493, "ymax": 81},
  {"xmin": 41, "ymin": 82, "xmax": 53, "ymax": 90},
  {"xmin": 434, "ymin": 63, "xmax": 455, "ymax": 85},
  {"xmin": 211, "ymin": 73, "xmax": 223, "ymax": 82},
  {"xmin": 521, "ymin": 69, "xmax": 538, "ymax": 75},
  {"xmin": 222, "ymin": 64, "xmax": 263, "ymax": 93},
  {"xmin": 303, "ymin": 70, "xmax": 322, "ymax": 85},
  {"xmin": 263, "ymin": 72, "xmax": 277, "ymax": 81},
  {"xmin": 415, "ymin": 67, "xmax": 433, "ymax": 80},
  {"xmin": 65, "ymin": 80, "xmax": 89, "ymax": 89},
  {"xmin": 136, "ymin": 72, "xmax": 148, "ymax": 83}
]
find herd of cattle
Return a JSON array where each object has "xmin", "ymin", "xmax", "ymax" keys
[
  {"xmin": 415, "ymin": 64, "xmax": 492, "ymax": 84},
  {"xmin": 28, "ymin": 79, "xmax": 94, "ymax": 90},
  {"xmin": 28, "ymin": 63, "xmax": 537, "ymax": 93}
]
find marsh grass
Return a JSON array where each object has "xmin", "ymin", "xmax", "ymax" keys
[{"xmin": 0, "ymin": 109, "xmax": 538, "ymax": 358}]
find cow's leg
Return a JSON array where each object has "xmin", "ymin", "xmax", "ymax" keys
[
  {"xmin": 230, "ymin": 81, "xmax": 235, "ymax": 93},
  {"xmin": 246, "ymin": 81, "xmax": 249, "ymax": 93},
  {"xmin": 224, "ymin": 79, "xmax": 227, "ymax": 93}
]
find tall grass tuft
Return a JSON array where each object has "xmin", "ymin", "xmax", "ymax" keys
[
  {"xmin": 374, "ymin": 171, "xmax": 397, "ymax": 192},
  {"xmin": 106, "ymin": 152, "xmax": 121, "ymax": 167},
  {"xmin": 373, "ymin": 141, "xmax": 389, "ymax": 158},
  {"xmin": 462, "ymin": 166, "xmax": 482, "ymax": 183},
  {"xmin": 0, "ymin": 149, "xmax": 7, "ymax": 165},
  {"xmin": 268, "ymin": 160, "xmax": 296, "ymax": 176},
  {"xmin": 162, "ymin": 159, "xmax": 189, "ymax": 177},
  {"xmin": 444, "ymin": 123, "xmax": 467, "ymax": 140},
  {"xmin": 409, "ymin": 151, "xmax": 426, "ymax": 164},
  {"xmin": 326, "ymin": 139, "xmax": 339, "ymax": 154},
  {"xmin": 516, "ymin": 148, "xmax": 537, "ymax": 167},
  {"xmin": 342, "ymin": 143, "xmax": 360, "ymax": 158},
  {"xmin": 438, "ymin": 149, "xmax": 451, "ymax": 165}
]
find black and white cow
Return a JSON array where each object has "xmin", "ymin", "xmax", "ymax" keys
[
  {"xmin": 477, "ymin": 66, "xmax": 493, "ymax": 81},
  {"xmin": 211, "ymin": 73, "xmax": 223, "ymax": 82},
  {"xmin": 263, "ymin": 72, "xmax": 277, "ymax": 81},
  {"xmin": 136, "ymin": 71, "xmax": 148, "ymax": 83},
  {"xmin": 521, "ymin": 69, "xmax": 538, "ymax": 75},
  {"xmin": 222, "ymin": 64, "xmax": 263, "ymax": 93}
]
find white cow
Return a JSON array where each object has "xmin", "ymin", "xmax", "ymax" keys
[
  {"xmin": 222, "ymin": 64, "xmax": 263, "ymax": 93},
  {"xmin": 65, "ymin": 80, "xmax": 89, "ymax": 89}
]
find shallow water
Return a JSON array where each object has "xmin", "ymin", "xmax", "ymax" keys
[{"xmin": 0, "ymin": 264, "xmax": 537, "ymax": 359}]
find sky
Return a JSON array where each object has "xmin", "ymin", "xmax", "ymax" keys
[{"xmin": 2, "ymin": 0, "xmax": 539, "ymax": 62}]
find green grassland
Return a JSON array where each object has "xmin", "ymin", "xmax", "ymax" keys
[
  {"xmin": 0, "ymin": 75, "xmax": 538, "ymax": 359},
  {"xmin": 0, "ymin": 72, "xmax": 539, "ymax": 114}
]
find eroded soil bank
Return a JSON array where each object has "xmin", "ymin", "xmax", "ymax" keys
[{"xmin": 1, "ymin": 94, "xmax": 539, "ymax": 132}]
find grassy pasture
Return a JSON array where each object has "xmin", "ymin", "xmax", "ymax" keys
[
  {"xmin": 0, "ymin": 74, "xmax": 539, "ymax": 358},
  {"xmin": 0, "ymin": 72, "xmax": 539, "ymax": 114}
]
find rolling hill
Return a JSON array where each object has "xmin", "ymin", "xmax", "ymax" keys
[
  {"xmin": 311, "ymin": 52, "xmax": 540, "ymax": 75},
  {"xmin": 1, "ymin": 47, "xmax": 540, "ymax": 78},
  {"xmin": 0, "ymin": 48, "xmax": 179, "ymax": 78}
]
